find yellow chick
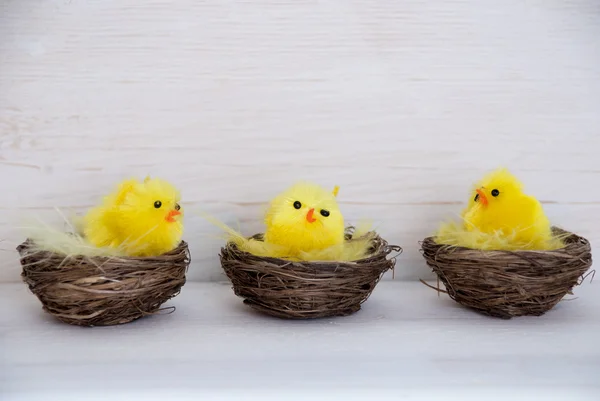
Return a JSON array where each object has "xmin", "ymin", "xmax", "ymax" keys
[
  {"xmin": 211, "ymin": 182, "xmax": 374, "ymax": 261},
  {"xmin": 263, "ymin": 182, "xmax": 345, "ymax": 255},
  {"xmin": 460, "ymin": 168, "xmax": 557, "ymax": 249},
  {"xmin": 83, "ymin": 176, "xmax": 183, "ymax": 257}
]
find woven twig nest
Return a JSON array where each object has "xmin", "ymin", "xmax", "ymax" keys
[
  {"xmin": 17, "ymin": 240, "xmax": 190, "ymax": 326},
  {"xmin": 220, "ymin": 231, "xmax": 401, "ymax": 319},
  {"xmin": 421, "ymin": 227, "xmax": 593, "ymax": 319}
]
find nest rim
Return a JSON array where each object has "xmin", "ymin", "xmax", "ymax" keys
[
  {"xmin": 420, "ymin": 226, "xmax": 593, "ymax": 319},
  {"xmin": 219, "ymin": 231, "xmax": 402, "ymax": 319},
  {"xmin": 17, "ymin": 239, "xmax": 191, "ymax": 327}
]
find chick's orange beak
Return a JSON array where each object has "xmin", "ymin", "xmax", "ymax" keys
[
  {"xmin": 306, "ymin": 208, "xmax": 316, "ymax": 223},
  {"xmin": 475, "ymin": 188, "xmax": 488, "ymax": 207},
  {"xmin": 165, "ymin": 210, "xmax": 182, "ymax": 223}
]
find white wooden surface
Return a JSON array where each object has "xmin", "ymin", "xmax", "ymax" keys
[
  {"xmin": 2, "ymin": 281, "xmax": 599, "ymax": 400},
  {"xmin": 1, "ymin": 0, "xmax": 599, "ymax": 282}
]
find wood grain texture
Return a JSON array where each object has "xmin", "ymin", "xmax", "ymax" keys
[
  {"xmin": 1, "ymin": 0, "xmax": 599, "ymax": 282},
  {"xmin": 2, "ymin": 282, "xmax": 599, "ymax": 400}
]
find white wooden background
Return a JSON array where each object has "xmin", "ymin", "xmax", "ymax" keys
[{"xmin": 1, "ymin": 0, "xmax": 599, "ymax": 283}]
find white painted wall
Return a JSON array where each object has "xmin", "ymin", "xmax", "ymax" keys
[{"xmin": 1, "ymin": 0, "xmax": 599, "ymax": 283}]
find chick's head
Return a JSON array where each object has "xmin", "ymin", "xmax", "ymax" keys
[
  {"xmin": 115, "ymin": 176, "xmax": 183, "ymax": 243},
  {"xmin": 264, "ymin": 182, "xmax": 344, "ymax": 250},
  {"xmin": 470, "ymin": 168, "xmax": 525, "ymax": 213}
]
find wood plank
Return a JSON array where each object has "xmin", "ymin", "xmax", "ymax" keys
[{"xmin": 1, "ymin": 0, "xmax": 599, "ymax": 283}]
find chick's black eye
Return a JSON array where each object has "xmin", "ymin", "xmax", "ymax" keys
[
  {"xmin": 474, "ymin": 194, "xmax": 479, "ymax": 202},
  {"xmin": 175, "ymin": 203, "xmax": 180, "ymax": 211},
  {"xmin": 154, "ymin": 200, "xmax": 162, "ymax": 209},
  {"xmin": 320, "ymin": 209, "xmax": 330, "ymax": 217},
  {"xmin": 293, "ymin": 201, "xmax": 302, "ymax": 209},
  {"xmin": 491, "ymin": 189, "xmax": 500, "ymax": 197}
]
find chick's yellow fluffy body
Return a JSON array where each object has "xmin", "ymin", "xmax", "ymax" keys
[
  {"xmin": 214, "ymin": 182, "xmax": 373, "ymax": 261},
  {"xmin": 263, "ymin": 182, "xmax": 345, "ymax": 255},
  {"xmin": 464, "ymin": 169, "xmax": 553, "ymax": 244},
  {"xmin": 437, "ymin": 168, "xmax": 561, "ymax": 251},
  {"xmin": 83, "ymin": 177, "xmax": 183, "ymax": 256}
]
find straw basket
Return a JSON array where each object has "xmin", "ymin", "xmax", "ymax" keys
[
  {"xmin": 17, "ymin": 239, "xmax": 190, "ymax": 326},
  {"xmin": 220, "ymin": 231, "xmax": 401, "ymax": 319},
  {"xmin": 420, "ymin": 227, "xmax": 592, "ymax": 318}
]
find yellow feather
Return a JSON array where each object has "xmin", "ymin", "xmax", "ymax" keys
[
  {"xmin": 350, "ymin": 219, "xmax": 374, "ymax": 239},
  {"xmin": 196, "ymin": 210, "xmax": 289, "ymax": 258},
  {"xmin": 435, "ymin": 221, "xmax": 565, "ymax": 251},
  {"xmin": 332, "ymin": 185, "xmax": 340, "ymax": 197},
  {"xmin": 297, "ymin": 231, "xmax": 376, "ymax": 261},
  {"xmin": 20, "ymin": 215, "xmax": 126, "ymax": 257}
]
